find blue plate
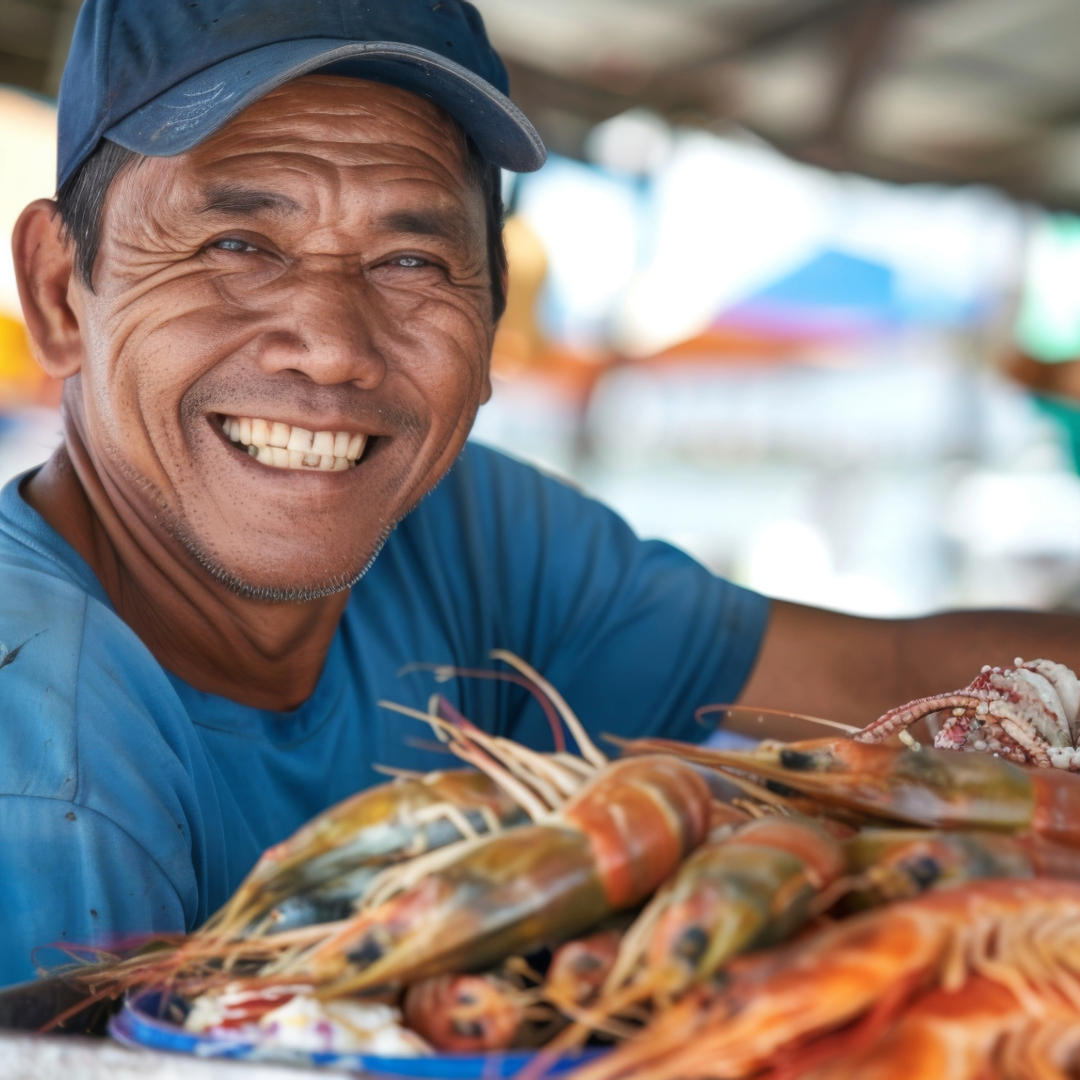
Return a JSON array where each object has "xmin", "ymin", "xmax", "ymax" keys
[{"xmin": 111, "ymin": 991, "xmax": 603, "ymax": 1077}]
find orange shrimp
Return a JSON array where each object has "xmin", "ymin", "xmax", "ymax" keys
[
  {"xmin": 403, "ymin": 972, "xmax": 526, "ymax": 1052},
  {"xmin": 568, "ymin": 878, "xmax": 1080, "ymax": 1080},
  {"xmin": 608, "ymin": 817, "xmax": 843, "ymax": 1005},
  {"xmin": 789, "ymin": 976, "xmax": 1075, "ymax": 1080},
  {"xmin": 525, "ymin": 816, "xmax": 845, "ymax": 1071},
  {"xmin": 619, "ymin": 735, "xmax": 1080, "ymax": 848},
  {"xmin": 255, "ymin": 755, "xmax": 712, "ymax": 998},
  {"xmin": 403, "ymin": 931, "xmax": 627, "ymax": 1052}
]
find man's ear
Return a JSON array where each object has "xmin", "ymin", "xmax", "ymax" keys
[{"xmin": 11, "ymin": 199, "xmax": 85, "ymax": 379}]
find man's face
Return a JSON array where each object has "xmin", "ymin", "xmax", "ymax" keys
[{"xmin": 70, "ymin": 76, "xmax": 494, "ymax": 599}]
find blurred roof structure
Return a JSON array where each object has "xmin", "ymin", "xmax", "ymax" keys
[
  {"xmin": 5, "ymin": 0, "xmax": 1080, "ymax": 205},
  {"xmin": 480, "ymin": 0, "xmax": 1080, "ymax": 208}
]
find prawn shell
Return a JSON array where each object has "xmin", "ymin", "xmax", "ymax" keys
[
  {"xmin": 546, "ymin": 929, "xmax": 623, "ymax": 1008},
  {"xmin": 1030, "ymin": 768, "xmax": 1080, "ymax": 848},
  {"xmin": 562, "ymin": 756, "xmax": 712, "ymax": 909},
  {"xmin": 305, "ymin": 825, "xmax": 611, "ymax": 993},
  {"xmin": 794, "ymin": 976, "xmax": 1044, "ymax": 1080},
  {"xmin": 626, "ymin": 738, "xmax": 1041, "ymax": 834},
  {"xmin": 724, "ymin": 817, "xmax": 845, "ymax": 884},
  {"xmin": 217, "ymin": 770, "xmax": 524, "ymax": 935},
  {"xmin": 643, "ymin": 817, "xmax": 842, "ymax": 982},
  {"xmin": 838, "ymin": 829, "xmax": 1047, "ymax": 913},
  {"xmin": 776, "ymin": 740, "xmax": 1037, "ymax": 832},
  {"xmin": 571, "ymin": 879, "xmax": 1080, "ymax": 1080}
]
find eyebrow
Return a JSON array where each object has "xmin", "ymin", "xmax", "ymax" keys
[
  {"xmin": 379, "ymin": 207, "xmax": 475, "ymax": 248},
  {"xmin": 197, "ymin": 185, "xmax": 303, "ymax": 217}
]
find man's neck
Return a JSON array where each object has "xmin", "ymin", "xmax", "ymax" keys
[{"xmin": 23, "ymin": 421, "xmax": 349, "ymax": 711}]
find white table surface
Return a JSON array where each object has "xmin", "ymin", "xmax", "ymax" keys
[{"xmin": 0, "ymin": 1031, "xmax": 355, "ymax": 1079}]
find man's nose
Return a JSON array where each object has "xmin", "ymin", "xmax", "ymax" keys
[{"xmin": 255, "ymin": 269, "xmax": 389, "ymax": 389}]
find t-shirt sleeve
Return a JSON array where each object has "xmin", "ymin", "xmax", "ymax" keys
[
  {"xmin": 0, "ymin": 796, "xmax": 186, "ymax": 986},
  {"xmin": 460, "ymin": 446, "xmax": 771, "ymax": 749}
]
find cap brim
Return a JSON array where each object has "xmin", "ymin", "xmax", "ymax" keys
[{"xmin": 103, "ymin": 38, "xmax": 546, "ymax": 173}]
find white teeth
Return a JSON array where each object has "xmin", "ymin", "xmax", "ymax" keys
[
  {"xmin": 287, "ymin": 427, "xmax": 313, "ymax": 452},
  {"xmin": 311, "ymin": 430, "xmax": 335, "ymax": 456},
  {"xmin": 251, "ymin": 418, "xmax": 269, "ymax": 447},
  {"xmin": 222, "ymin": 414, "xmax": 366, "ymax": 471},
  {"xmin": 269, "ymin": 422, "xmax": 291, "ymax": 449}
]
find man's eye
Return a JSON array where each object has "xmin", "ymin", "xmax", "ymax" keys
[
  {"xmin": 394, "ymin": 256, "xmax": 428, "ymax": 268},
  {"xmin": 212, "ymin": 238, "xmax": 258, "ymax": 253}
]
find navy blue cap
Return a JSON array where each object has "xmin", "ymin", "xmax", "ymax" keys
[{"xmin": 57, "ymin": 0, "xmax": 547, "ymax": 190}]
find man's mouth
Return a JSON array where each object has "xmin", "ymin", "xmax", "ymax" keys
[{"xmin": 220, "ymin": 415, "xmax": 368, "ymax": 471}]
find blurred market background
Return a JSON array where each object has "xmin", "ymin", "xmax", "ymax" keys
[{"xmin": 6, "ymin": 0, "xmax": 1080, "ymax": 614}]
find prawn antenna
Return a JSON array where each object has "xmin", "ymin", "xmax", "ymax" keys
[
  {"xmin": 693, "ymin": 702, "xmax": 860, "ymax": 735},
  {"xmin": 490, "ymin": 650, "xmax": 608, "ymax": 767},
  {"xmin": 399, "ymin": 661, "xmax": 567, "ymax": 753}
]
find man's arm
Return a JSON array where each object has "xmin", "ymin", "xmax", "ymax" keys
[{"xmin": 739, "ymin": 599, "xmax": 1080, "ymax": 728}]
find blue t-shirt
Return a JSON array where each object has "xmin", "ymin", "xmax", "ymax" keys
[{"xmin": 0, "ymin": 442, "xmax": 768, "ymax": 986}]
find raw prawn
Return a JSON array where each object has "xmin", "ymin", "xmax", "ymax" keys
[
  {"xmin": 568, "ymin": 878, "xmax": 1080, "ymax": 1080},
  {"xmin": 792, "ymin": 976, "xmax": 1080, "ymax": 1080},
  {"xmin": 528, "ymin": 816, "xmax": 844, "ymax": 1067},
  {"xmin": 266, "ymin": 754, "xmax": 712, "ymax": 998},
  {"xmin": 603, "ymin": 816, "xmax": 844, "ymax": 1006},
  {"xmin": 206, "ymin": 769, "xmax": 526, "ymax": 940},
  {"xmin": 618, "ymin": 735, "xmax": 1080, "ymax": 848},
  {"xmin": 403, "ymin": 972, "xmax": 526, "ymax": 1052},
  {"xmin": 839, "ymin": 827, "xmax": 1080, "ymax": 909},
  {"xmin": 403, "ymin": 930, "xmax": 628, "ymax": 1052},
  {"xmin": 544, "ymin": 930, "xmax": 624, "ymax": 1012}
]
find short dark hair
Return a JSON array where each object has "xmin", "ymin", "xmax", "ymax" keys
[{"xmin": 55, "ymin": 128, "xmax": 508, "ymax": 321}]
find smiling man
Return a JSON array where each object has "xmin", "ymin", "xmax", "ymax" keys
[{"xmin": 4, "ymin": 0, "xmax": 1080, "ymax": 988}]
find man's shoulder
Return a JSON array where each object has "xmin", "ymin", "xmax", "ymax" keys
[
  {"xmin": 418, "ymin": 441, "xmax": 602, "ymax": 531},
  {"xmin": 452, "ymin": 441, "xmax": 579, "ymax": 492}
]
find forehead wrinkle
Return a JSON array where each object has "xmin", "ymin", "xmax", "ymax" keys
[
  {"xmin": 251, "ymin": 76, "xmax": 464, "ymax": 150},
  {"xmin": 192, "ymin": 77, "xmax": 471, "ymax": 184},
  {"xmin": 197, "ymin": 184, "xmax": 303, "ymax": 217},
  {"xmin": 194, "ymin": 136, "xmax": 469, "ymax": 196}
]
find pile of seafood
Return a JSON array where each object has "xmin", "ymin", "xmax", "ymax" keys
[{"xmin": 68, "ymin": 652, "xmax": 1080, "ymax": 1078}]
